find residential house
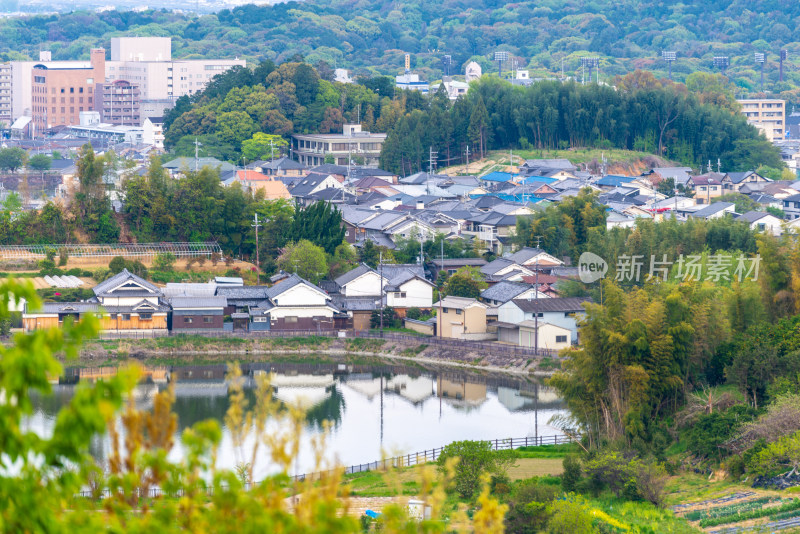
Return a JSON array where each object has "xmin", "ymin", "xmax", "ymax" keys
[
  {"xmin": 721, "ymin": 171, "xmax": 771, "ymax": 192},
  {"xmin": 435, "ymin": 296, "xmax": 489, "ymax": 339},
  {"xmin": 168, "ymin": 296, "xmax": 227, "ymax": 331},
  {"xmin": 506, "ymin": 247, "xmax": 565, "ymax": 269},
  {"xmin": 648, "ymin": 167, "xmax": 694, "ymax": 187},
  {"xmin": 255, "ymin": 156, "xmax": 308, "ymax": 178},
  {"xmin": 606, "ymin": 211, "xmax": 636, "ymax": 229},
  {"xmin": 782, "ymin": 193, "xmax": 800, "ymax": 220},
  {"xmin": 686, "ymin": 175, "xmax": 724, "ymax": 204},
  {"xmin": 497, "ymin": 297, "xmax": 590, "ymax": 343},
  {"xmin": 519, "ymin": 159, "xmax": 577, "ymax": 179},
  {"xmin": 736, "ymin": 211, "xmax": 784, "ymax": 236},
  {"xmin": 516, "ymin": 321, "xmax": 572, "ymax": 351},
  {"xmin": 428, "ymin": 258, "xmax": 488, "ymax": 282},
  {"xmin": 248, "ymin": 274, "xmax": 344, "ymax": 331},
  {"xmin": 480, "ymin": 257, "xmax": 535, "ymax": 282},
  {"xmin": 480, "ymin": 281, "xmax": 547, "ymax": 307},
  {"xmin": 687, "ymin": 202, "xmax": 736, "ymax": 220},
  {"xmin": 162, "ymin": 157, "xmax": 235, "ymax": 177},
  {"xmin": 289, "ymin": 173, "xmax": 343, "ymax": 206},
  {"xmin": 331, "ymin": 263, "xmax": 432, "ymax": 315},
  {"xmin": 23, "ymin": 268, "xmax": 169, "ymax": 333}
]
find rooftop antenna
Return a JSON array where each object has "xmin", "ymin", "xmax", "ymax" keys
[
  {"xmin": 780, "ymin": 50, "xmax": 788, "ymax": 83},
  {"xmin": 754, "ymin": 52, "xmax": 766, "ymax": 91},
  {"xmin": 717, "ymin": 158, "xmax": 721, "ymax": 173},
  {"xmin": 662, "ymin": 51, "xmax": 677, "ymax": 80}
]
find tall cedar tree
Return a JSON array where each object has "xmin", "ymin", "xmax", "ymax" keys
[{"xmin": 290, "ymin": 201, "xmax": 346, "ymax": 255}]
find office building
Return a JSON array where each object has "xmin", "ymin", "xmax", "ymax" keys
[
  {"xmin": 292, "ymin": 124, "xmax": 386, "ymax": 168},
  {"xmin": 31, "ymin": 48, "xmax": 105, "ymax": 133},
  {"xmin": 738, "ymin": 98, "xmax": 786, "ymax": 142}
]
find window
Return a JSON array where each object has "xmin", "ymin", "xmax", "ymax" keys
[
  {"xmin": 203, "ymin": 316, "xmax": 213, "ymax": 323},
  {"xmin": 285, "ymin": 316, "xmax": 298, "ymax": 323},
  {"xmin": 253, "ymin": 316, "xmax": 267, "ymax": 323},
  {"xmin": 555, "ymin": 335, "xmax": 568, "ymax": 343},
  {"xmin": 69, "ymin": 87, "xmax": 74, "ymax": 93},
  {"xmin": 110, "ymin": 313, "xmax": 117, "ymax": 319},
  {"xmin": 442, "ymin": 307, "xmax": 449, "ymax": 313},
  {"xmin": 139, "ymin": 313, "xmax": 152, "ymax": 320},
  {"xmin": 456, "ymin": 309, "xmax": 462, "ymax": 315},
  {"xmin": 564, "ymin": 312, "xmax": 573, "ymax": 317},
  {"xmin": 122, "ymin": 314, "xmax": 131, "ymax": 321},
  {"xmin": 184, "ymin": 317, "xmax": 193, "ymax": 323}
]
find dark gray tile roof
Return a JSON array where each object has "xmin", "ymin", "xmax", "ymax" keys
[
  {"xmin": 93, "ymin": 268, "xmax": 162, "ymax": 297},
  {"xmin": 334, "ymin": 264, "xmax": 374, "ymax": 287},
  {"xmin": 480, "ymin": 281, "xmax": 531, "ymax": 303},
  {"xmin": 690, "ymin": 202, "xmax": 735, "ymax": 218},
  {"xmin": 511, "ymin": 296, "xmax": 591, "ymax": 313}
]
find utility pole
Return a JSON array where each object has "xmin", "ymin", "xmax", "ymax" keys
[
  {"xmin": 252, "ymin": 213, "xmax": 262, "ymax": 285},
  {"xmin": 439, "ymin": 239, "xmax": 444, "ymax": 338},
  {"xmin": 379, "ymin": 250, "xmax": 384, "ymax": 335},
  {"xmin": 428, "ymin": 146, "xmax": 437, "ymax": 195},
  {"xmin": 194, "ymin": 137, "xmax": 202, "ymax": 172},
  {"xmin": 465, "ymin": 145, "xmax": 471, "ymax": 174},
  {"xmin": 533, "ymin": 235, "xmax": 543, "ymax": 355},
  {"xmin": 269, "ymin": 138, "xmax": 275, "ymax": 162}
]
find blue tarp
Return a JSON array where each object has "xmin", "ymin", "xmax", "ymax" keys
[{"xmin": 481, "ymin": 171, "xmax": 517, "ymax": 182}]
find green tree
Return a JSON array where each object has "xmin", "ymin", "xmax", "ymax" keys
[
  {"xmin": 153, "ymin": 252, "xmax": 177, "ymax": 272},
  {"xmin": 437, "ymin": 440, "xmax": 504, "ymax": 499},
  {"xmin": 0, "ymin": 147, "xmax": 27, "ymax": 172},
  {"xmin": 27, "ymin": 154, "xmax": 52, "ymax": 172},
  {"xmin": 443, "ymin": 266, "xmax": 487, "ymax": 299},
  {"xmin": 241, "ymin": 132, "xmax": 288, "ymax": 162},
  {"xmin": 290, "ymin": 201, "xmax": 346, "ymax": 255},
  {"xmin": 276, "ymin": 239, "xmax": 329, "ymax": 283}
]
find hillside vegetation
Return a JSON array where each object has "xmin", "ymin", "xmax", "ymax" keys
[{"xmin": 2, "ymin": 0, "xmax": 800, "ymax": 101}]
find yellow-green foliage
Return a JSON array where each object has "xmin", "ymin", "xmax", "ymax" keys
[{"xmin": 0, "ymin": 277, "xmax": 509, "ymax": 533}]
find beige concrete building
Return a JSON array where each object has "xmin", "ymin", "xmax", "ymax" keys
[
  {"xmin": 0, "ymin": 63, "xmax": 11, "ymax": 127},
  {"xmin": 435, "ymin": 296, "xmax": 488, "ymax": 339},
  {"xmin": 738, "ymin": 98, "xmax": 785, "ymax": 142},
  {"xmin": 106, "ymin": 37, "xmax": 246, "ymax": 103},
  {"xmin": 292, "ymin": 124, "xmax": 386, "ymax": 167}
]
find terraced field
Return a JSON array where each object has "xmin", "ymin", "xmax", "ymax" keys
[{"xmin": 672, "ymin": 491, "xmax": 800, "ymax": 533}]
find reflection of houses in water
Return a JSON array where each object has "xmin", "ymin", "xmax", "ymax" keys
[
  {"xmin": 437, "ymin": 377, "xmax": 487, "ymax": 408},
  {"xmin": 497, "ymin": 385, "xmax": 562, "ymax": 412},
  {"xmin": 269, "ymin": 374, "xmax": 335, "ymax": 410},
  {"xmin": 340, "ymin": 374, "xmax": 383, "ymax": 399},
  {"xmin": 385, "ymin": 375, "xmax": 436, "ymax": 404}
]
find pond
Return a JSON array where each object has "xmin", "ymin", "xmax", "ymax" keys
[{"xmin": 28, "ymin": 360, "xmax": 569, "ymax": 480}]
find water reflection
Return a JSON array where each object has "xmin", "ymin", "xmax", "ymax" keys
[{"xmin": 31, "ymin": 361, "xmax": 568, "ymax": 477}]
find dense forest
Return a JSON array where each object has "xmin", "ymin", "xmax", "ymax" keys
[
  {"xmin": 380, "ymin": 73, "xmax": 783, "ymax": 174},
  {"xmin": 2, "ymin": 0, "xmax": 800, "ymax": 102}
]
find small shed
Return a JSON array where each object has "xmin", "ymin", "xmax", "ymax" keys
[{"xmin": 231, "ymin": 312, "xmax": 250, "ymax": 332}]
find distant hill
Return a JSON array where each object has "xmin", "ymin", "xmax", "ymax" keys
[{"xmin": 3, "ymin": 0, "xmax": 799, "ymax": 102}]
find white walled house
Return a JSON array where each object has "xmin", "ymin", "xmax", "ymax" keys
[
  {"xmin": 736, "ymin": 211, "xmax": 784, "ymax": 236},
  {"xmin": 385, "ymin": 273, "xmax": 434, "ymax": 309},
  {"xmin": 497, "ymin": 297, "xmax": 590, "ymax": 343},
  {"xmin": 518, "ymin": 321, "xmax": 572, "ymax": 351},
  {"xmin": 334, "ymin": 264, "xmax": 384, "ymax": 298},
  {"xmin": 250, "ymin": 274, "xmax": 341, "ymax": 330}
]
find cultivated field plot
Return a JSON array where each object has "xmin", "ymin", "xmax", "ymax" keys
[{"xmin": 672, "ymin": 491, "xmax": 800, "ymax": 532}]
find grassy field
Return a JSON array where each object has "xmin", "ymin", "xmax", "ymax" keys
[{"xmin": 440, "ymin": 148, "xmax": 663, "ymax": 177}]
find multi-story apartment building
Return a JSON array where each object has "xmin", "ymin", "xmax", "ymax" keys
[
  {"xmin": 738, "ymin": 98, "xmax": 786, "ymax": 142},
  {"xmin": 31, "ymin": 48, "xmax": 105, "ymax": 134},
  {"xmin": 94, "ymin": 79, "xmax": 140, "ymax": 125},
  {"xmin": 105, "ymin": 37, "xmax": 246, "ymax": 104},
  {"xmin": 11, "ymin": 39, "xmax": 244, "ymax": 127},
  {"xmin": 0, "ymin": 63, "xmax": 11, "ymax": 128},
  {"xmin": 292, "ymin": 124, "xmax": 386, "ymax": 168}
]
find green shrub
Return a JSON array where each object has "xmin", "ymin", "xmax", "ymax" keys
[
  {"xmin": 561, "ymin": 454, "xmax": 582, "ymax": 492},
  {"xmin": 57, "ymin": 248, "xmax": 68, "ymax": 267},
  {"xmin": 683, "ymin": 404, "xmax": 757, "ymax": 460},
  {"xmin": 109, "ymin": 256, "xmax": 126, "ymax": 274},
  {"xmin": 504, "ymin": 479, "xmax": 558, "ymax": 533},
  {"xmin": 405, "ymin": 307, "xmax": 422, "ymax": 320},
  {"xmin": 153, "ymin": 252, "xmax": 177, "ymax": 272},
  {"xmin": 437, "ymin": 440, "xmax": 496, "ymax": 499}
]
